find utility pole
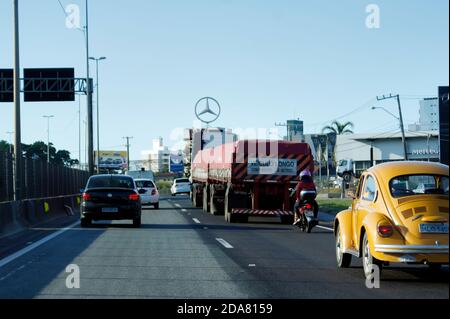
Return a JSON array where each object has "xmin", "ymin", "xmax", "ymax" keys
[
  {"xmin": 13, "ymin": 0, "xmax": 22, "ymax": 201},
  {"xmin": 85, "ymin": 0, "xmax": 94, "ymax": 176},
  {"xmin": 43, "ymin": 115, "xmax": 55, "ymax": 163},
  {"xmin": 376, "ymin": 94, "xmax": 408, "ymax": 160},
  {"xmin": 123, "ymin": 136, "xmax": 133, "ymax": 172}
]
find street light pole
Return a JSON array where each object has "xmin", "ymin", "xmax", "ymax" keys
[
  {"xmin": 89, "ymin": 56, "xmax": 106, "ymax": 174},
  {"xmin": 43, "ymin": 115, "xmax": 55, "ymax": 163},
  {"xmin": 13, "ymin": 0, "xmax": 22, "ymax": 201}
]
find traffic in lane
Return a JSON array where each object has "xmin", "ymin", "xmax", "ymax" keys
[{"xmin": 0, "ymin": 196, "xmax": 447, "ymax": 299}]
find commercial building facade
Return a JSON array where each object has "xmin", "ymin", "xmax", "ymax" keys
[{"xmin": 335, "ymin": 131, "xmax": 440, "ymax": 176}]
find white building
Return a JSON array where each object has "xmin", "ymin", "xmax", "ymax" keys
[
  {"xmin": 141, "ymin": 138, "xmax": 171, "ymax": 173},
  {"xmin": 409, "ymin": 98, "xmax": 440, "ymax": 132},
  {"xmin": 335, "ymin": 131, "xmax": 440, "ymax": 175}
]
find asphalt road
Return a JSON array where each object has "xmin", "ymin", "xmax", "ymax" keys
[{"xmin": 0, "ymin": 196, "xmax": 448, "ymax": 299}]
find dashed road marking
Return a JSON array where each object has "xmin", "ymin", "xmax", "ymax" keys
[
  {"xmin": 175, "ymin": 203, "xmax": 181, "ymax": 208},
  {"xmin": 216, "ymin": 238, "xmax": 234, "ymax": 249},
  {"xmin": 182, "ymin": 209, "xmax": 187, "ymax": 212},
  {"xmin": 193, "ymin": 218, "xmax": 201, "ymax": 224}
]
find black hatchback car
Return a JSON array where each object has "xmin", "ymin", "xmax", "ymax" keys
[{"xmin": 80, "ymin": 175, "xmax": 142, "ymax": 228}]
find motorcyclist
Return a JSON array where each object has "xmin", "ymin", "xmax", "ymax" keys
[{"xmin": 293, "ymin": 169, "xmax": 319, "ymax": 226}]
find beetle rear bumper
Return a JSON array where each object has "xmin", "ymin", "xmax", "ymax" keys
[{"xmin": 374, "ymin": 244, "xmax": 449, "ymax": 264}]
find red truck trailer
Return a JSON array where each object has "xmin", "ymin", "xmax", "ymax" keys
[{"xmin": 191, "ymin": 139, "xmax": 314, "ymax": 223}]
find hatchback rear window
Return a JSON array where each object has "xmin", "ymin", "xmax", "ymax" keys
[
  {"xmin": 136, "ymin": 180, "xmax": 155, "ymax": 188},
  {"xmin": 88, "ymin": 176, "xmax": 135, "ymax": 189},
  {"xmin": 176, "ymin": 179, "xmax": 190, "ymax": 184}
]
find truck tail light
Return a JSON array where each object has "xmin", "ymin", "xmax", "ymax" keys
[
  {"xmin": 82, "ymin": 193, "xmax": 91, "ymax": 201},
  {"xmin": 129, "ymin": 193, "xmax": 140, "ymax": 201},
  {"xmin": 377, "ymin": 223, "xmax": 394, "ymax": 238}
]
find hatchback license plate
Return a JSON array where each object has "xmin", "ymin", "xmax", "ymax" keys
[
  {"xmin": 419, "ymin": 224, "xmax": 449, "ymax": 234},
  {"xmin": 102, "ymin": 207, "xmax": 118, "ymax": 213}
]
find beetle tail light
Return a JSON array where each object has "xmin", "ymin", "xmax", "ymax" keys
[
  {"xmin": 129, "ymin": 193, "xmax": 140, "ymax": 201},
  {"xmin": 377, "ymin": 223, "xmax": 394, "ymax": 238},
  {"xmin": 82, "ymin": 193, "xmax": 91, "ymax": 201}
]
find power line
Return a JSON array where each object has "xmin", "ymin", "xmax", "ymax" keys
[{"xmin": 307, "ymin": 98, "xmax": 375, "ymax": 128}]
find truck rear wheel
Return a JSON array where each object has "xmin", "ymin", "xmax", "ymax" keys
[
  {"xmin": 210, "ymin": 185, "xmax": 224, "ymax": 216},
  {"xmin": 192, "ymin": 185, "xmax": 202, "ymax": 208},
  {"xmin": 203, "ymin": 185, "xmax": 210, "ymax": 213}
]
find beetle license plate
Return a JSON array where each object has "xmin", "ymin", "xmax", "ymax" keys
[
  {"xmin": 419, "ymin": 224, "xmax": 449, "ymax": 234},
  {"xmin": 102, "ymin": 207, "xmax": 118, "ymax": 213}
]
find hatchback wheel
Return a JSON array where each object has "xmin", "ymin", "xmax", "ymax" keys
[
  {"xmin": 133, "ymin": 217, "xmax": 141, "ymax": 228},
  {"xmin": 80, "ymin": 218, "xmax": 91, "ymax": 228}
]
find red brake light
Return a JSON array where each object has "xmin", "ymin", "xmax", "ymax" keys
[
  {"xmin": 82, "ymin": 193, "xmax": 90, "ymax": 201},
  {"xmin": 151, "ymin": 189, "xmax": 157, "ymax": 196},
  {"xmin": 305, "ymin": 203, "xmax": 312, "ymax": 210},
  {"xmin": 129, "ymin": 193, "xmax": 140, "ymax": 201},
  {"xmin": 377, "ymin": 224, "xmax": 394, "ymax": 238}
]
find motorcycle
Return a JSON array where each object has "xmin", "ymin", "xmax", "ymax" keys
[{"xmin": 290, "ymin": 189, "xmax": 319, "ymax": 233}]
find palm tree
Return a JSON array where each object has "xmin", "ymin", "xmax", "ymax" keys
[{"xmin": 322, "ymin": 120, "xmax": 354, "ymax": 135}]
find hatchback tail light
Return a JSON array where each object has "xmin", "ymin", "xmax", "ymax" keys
[
  {"xmin": 377, "ymin": 223, "xmax": 394, "ymax": 238},
  {"xmin": 129, "ymin": 193, "xmax": 140, "ymax": 201},
  {"xmin": 82, "ymin": 193, "xmax": 91, "ymax": 201},
  {"xmin": 151, "ymin": 189, "xmax": 157, "ymax": 196}
]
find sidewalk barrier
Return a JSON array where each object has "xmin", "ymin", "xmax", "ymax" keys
[{"xmin": 0, "ymin": 195, "xmax": 80, "ymax": 238}]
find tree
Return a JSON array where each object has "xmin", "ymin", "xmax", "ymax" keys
[
  {"xmin": 0, "ymin": 140, "xmax": 11, "ymax": 153},
  {"xmin": 322, "ymin": 121, "xmax": 354, "ymax": 135}
]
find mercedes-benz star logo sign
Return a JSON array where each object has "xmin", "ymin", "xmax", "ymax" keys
[{"xmin": 195, "ymin": 97, "xmax": 221, "ymax": 125}]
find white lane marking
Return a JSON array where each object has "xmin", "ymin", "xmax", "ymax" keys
[
  {"xmin": 0, "ymin": 221, "xmax": 79, "ymax": 269},
  {"xmin": 249, "ymin": 264, "xmax": 256, "ymax": 267},
  {"xmin": 192, "ymin": 218, "xmax": 201, "ymax": 224},
  {"xmin": 175, "ymin": 203, "xmax": 181, "ymax": 208},
  {"xmin": 216, "ymin": 238, "xmax": 234, "ymax": 249},
  {"xmin": 182, "ymin": 209, "xmax": 187, "ymax": 212},
  {"xmin": 317, "ymin": 225, "xmax": 334, "ymax": 232}
]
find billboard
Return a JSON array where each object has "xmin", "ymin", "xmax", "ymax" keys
[
  {"xmin": 0, "ymin": 69, "xmax": 13, "ymax": 103},
  {"xmin": 95, "ymin": 151, "xmax": 128, "ymax": 170},
  {"xmin": 439, "ymin": 86, "xmax": 449, "ymax": 165},
  {"xmin": 170, "ymin": 154, "xmax": 184, "ymax": 173},
  {"xmin": 24, "ymin": 68, "xmax": 75, "ymax": 102}
]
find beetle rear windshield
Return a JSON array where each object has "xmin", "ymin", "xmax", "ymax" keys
[
  {"xmin": 88, "ymin": 176, "xmax": 135, "ymax": 189},
  {"xmin": 390, "ymin": 175, "xmax": 449, "ymax": 198}
]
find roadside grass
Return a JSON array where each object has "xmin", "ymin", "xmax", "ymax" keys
[{"xmin": 317, "ymin": 199, "xmax": 353, "ymax": 216}]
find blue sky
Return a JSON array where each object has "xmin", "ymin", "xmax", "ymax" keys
[{"xmin": 0, "ymin": 0, "xmax": 448, "ymax": 161}]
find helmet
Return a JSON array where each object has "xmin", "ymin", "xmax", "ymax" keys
[{"xmin": 300, "ymin": 169, "xmax": 312, "ymax": 178}]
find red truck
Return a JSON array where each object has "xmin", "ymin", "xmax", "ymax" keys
[{"xmin": 191, "ymin": 139, "xmax": 314, "ymax": 223}]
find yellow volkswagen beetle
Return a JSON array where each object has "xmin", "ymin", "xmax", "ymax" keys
[{"xmin": 334, "ymin": 161, "xmax": 449, "ymax": 279}]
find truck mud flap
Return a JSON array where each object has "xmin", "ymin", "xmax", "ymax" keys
[{"xmin": 231, "ymin": 209, "xmax": 293, "ymax": 216}]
